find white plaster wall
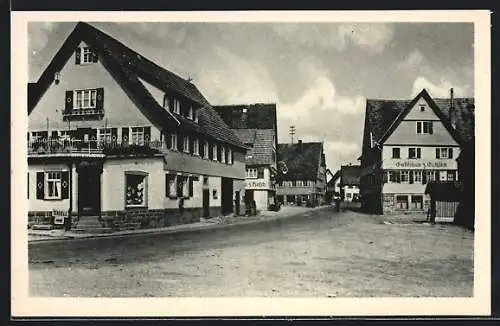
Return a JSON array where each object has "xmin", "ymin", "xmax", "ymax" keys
[{"xmin": 102, "ymin": 157, "xmax": 165, "ymax": 211}]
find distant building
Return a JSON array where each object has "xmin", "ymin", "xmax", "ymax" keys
[
  {"xmin": 276, "ymin": 140, "xmax": 327, "ymax": 207},
  {"xmin": 325, "ymin": 169, "xmax": 341, "ymax": 204},
  {"xmin": 359, "ymin": 88, "xmax": 474, "ymax": 216},
  {"xmin": 27, "ymin": 22, "xmax": 247, "ymax": 231},
  {"xmin": 340, "ymin": 165, "xmax": 361, "ymax": 202},
  {"xmin": 213, "ymin": 104, "xmax": 278, "ymax": 211}
]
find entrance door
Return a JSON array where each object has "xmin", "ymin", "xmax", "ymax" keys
[
  {"xmin": 202, "ymin": 189, "xmax": 210, "ymax": 217},
  {"xmin": 221, "ymin": 178, "xmax": 234, "ymax": 215},
  {"xmin": 78, "ymin": 166, "xmax": 101, "ymax": 216}
]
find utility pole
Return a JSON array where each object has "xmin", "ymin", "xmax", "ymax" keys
[{"xmin": 289, "ymin": 125, "xmax": 296, "ymax": 144}]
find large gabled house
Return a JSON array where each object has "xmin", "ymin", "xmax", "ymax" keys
[
  {"xmin": 213, "ymin": 104, "xmax": 278, "ymax": 211},
  {"xmin": 276, "ymin": 140, "xmax": 327, "ymax": 207},
  {"xmin": 358, "ymin": 88, "xmax": 474, "ymax": 216},
  {"xmin": 27, "ymin": 22, "xmax": 248, "ymax": 231}
]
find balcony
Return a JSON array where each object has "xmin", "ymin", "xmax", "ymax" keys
[
  {"xmin": 28, "ymin": 138, "xmax": 166, "ymax": 157},
  {"xmin": 63, "ymin": 108, "xmax": 105, "ymax": 121}
]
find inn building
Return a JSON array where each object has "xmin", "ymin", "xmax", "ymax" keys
[
  {"xmin": 213, "ymin": 104, "xmax": 278, "ymax": 211},
  {"xmin": 27, "ymin": 22, "xmax": 247, "ymax": 231},
  {"xmin": 359, "ymin": 88, "xmax": 474, "ymax": 215}
]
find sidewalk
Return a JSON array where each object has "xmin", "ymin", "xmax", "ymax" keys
[{"xmin": 28, "ymin": 205, "xmax": 328, "ymax": 244}]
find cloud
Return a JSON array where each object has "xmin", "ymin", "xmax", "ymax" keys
[
  {"xmin": 28, "ymin": 22, "xmax": 57, "ymax": 56},
  {"xmin": 411, "ymin": 76, "xmax": 471, "ymax": 98},
  {"xmin": 398, "ymin": 49, "xmax": 426, "ymax": 70},
  {"xmin": 273, "ymin": 23, "xmax": 394, "ymax": 54},
  {"xmin": 196, "ymin": 47, "xmax": 278, "ymax": 104},
  {"xmin": 279, "ymin": 76, "xmax": 365, "ymax": 122}
]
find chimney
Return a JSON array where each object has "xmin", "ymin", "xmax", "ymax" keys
[
  {"xmin": 449, "ymin": 88, "xmax": 456, "ymax": 129},
  {"xmin": 298, "ymin": 139, "xmax": 303, "ymax": 151}
]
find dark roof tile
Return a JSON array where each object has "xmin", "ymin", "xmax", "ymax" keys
[{"xmin": 277, "ymin": 142, "xmax": 323, "ymax": 180}]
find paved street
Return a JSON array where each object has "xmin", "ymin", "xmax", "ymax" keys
[{"xmin": 29, "ymin": 207, "xmax": 474, "ymax": 297}]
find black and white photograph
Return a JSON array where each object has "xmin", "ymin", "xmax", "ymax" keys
[{"xmin": 11, "ymin": 10, "xmax": 490, "ymax": 317}]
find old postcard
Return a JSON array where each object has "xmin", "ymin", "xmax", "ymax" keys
[{"xmin": 11, "ymin": 10, "xmax": 491, "ymax": 317}]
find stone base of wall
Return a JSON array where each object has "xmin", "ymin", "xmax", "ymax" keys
[
  {"xmin": 29, "ymin": 206, "xmax": 224, "ymax": 231},
  {"xmin": 382, "ymin": 193, "xmax": 429, "ymax": 215},
  {"xmin": 101, "ymin": 206, "xmax": 222, "ymax": 230},
  {"xmin": 28, "ymin": 211, "xmax": 69, "ymax": 229}
]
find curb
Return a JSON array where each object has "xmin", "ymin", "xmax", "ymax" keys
[{"xmin": 28, "ymin": 206, "xmax": 331, "ymax": 246}]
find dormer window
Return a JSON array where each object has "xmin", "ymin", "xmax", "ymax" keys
[
  {"xmin": 173, "ymin": 98, "xmax": 181, "ymax": 114},
  {"xmin": 194, "ymin": 109, "xmax": 199, "ymax": 123},
  {"xmin": 187, "ymin": 106, "xmax": 194, "ymax": 120},
  {"xmin": 75, "ymin": 47, "xmax": 97, "ymax": 65},
  {"xmin": 163, "ymin": 95, "xmax": 170, "ymax": 111},
  {"xmin": 212, "ymin": 144, "xmax": 218, "ymax": 161}
]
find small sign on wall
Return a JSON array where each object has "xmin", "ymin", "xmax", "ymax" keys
[{"xmin": 212, "ymin": 189, "xmax": 218, "ymax": 199}]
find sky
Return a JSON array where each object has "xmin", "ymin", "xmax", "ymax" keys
[{"xmin": 28, "ymin": 21, "xmax": 474, "ymax": 172}]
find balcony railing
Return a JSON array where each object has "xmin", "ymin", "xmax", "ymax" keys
[
  {"xmin": 28, "ymin": 138, "xmax": 167, "ymax": 156},
  {"xmin": 62, "ymin": 108, "xmax": 105, "ymax": 121}
]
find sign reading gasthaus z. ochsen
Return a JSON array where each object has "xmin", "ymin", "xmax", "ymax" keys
[
  {"xmin": 245, "ymin": 179, "xmax": 270, "ymax": 189},
  {"xmin": 394, "ymin": 161, "xmax": 449, "ymax": 168},
  {"xmin": 383, "ymin": 159, "xmax": 457, "ymax": 170}
]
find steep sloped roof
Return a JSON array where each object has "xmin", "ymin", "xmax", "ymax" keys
[
  {"xmin": 28, "ymin": 22, "xmax": 246, "ymax": 149},
  {"xmin": 213, "ymin": 103, "xmax": 277, "ymax": 130},
  {"xmin": 232, "ymin": 129, "xmax": 275, "ymax": 165},
  {"xmin": 277, "ymin": 142, "xmax": 323, "ymax": 181},
  {"xmin": 340, "ymin": 165, "xmax": 361, "ymax": 186},
  {"xmin": 363, "ymin": 89, "xmax": 474, "ymax": 149},
  {"xmin": 327, "ymin": 169, "xmax": 341, "ymax": 187}
]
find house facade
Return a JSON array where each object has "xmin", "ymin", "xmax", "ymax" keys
[
  {"xmin": 27, "ymin": 22, "xmax": 247, "ymax": 231},
  {"xmin": 276, "ymin": 140, "xmax": 327, "ymax": 207},
  {"xmin": 359, "ymin": 88, "xmax": 474, "ymax": 215},
  {"xmin": 340, "ymin": 165, "xmax": 361, "ymax": 202},
  {"xmin": 213, "ymin": 104, "xmax": 278, "ymax": 211}
]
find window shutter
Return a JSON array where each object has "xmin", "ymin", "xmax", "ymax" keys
[
  {"xmin": 165, "ymin": 174, "xmax": 170, "ymax": 197},
  {"xmin": 189, "ymin": 177, "xmax": 194, "ymax": 197},
  {"xmin": 122, "ymin": 127, "xmax": 129, "ymax": 145},
  {"xmin": 429, "ymin": 122, "xmax": 434, "ymax": 134},
  {"xmin": 257, "ymin": 168, "xmax": 264, "ymax": 179},
  {"xmin": 75, "ymin": 47, "xmax": 81, "ymax": 64},
  {"xmin": 200, "ymin": 139, "xmax": 205, "ymax": 157},
  {"xmin": 422, "ymin": 171, "xmax": 427, "ymax": 184},
  {"xmin": 111, "ymin": 128, "xmax": 118, "ymax": 144},
  {"xmin": 416, "ymin": 122, "xmax": 421, "ymax": 134},
  {"xmin": 395, "ymin": 171, "xmax": 401, "ymax": 183},
  {"xmin": 61, "ymin": 171, "xmax": 69, "ymax": 199},
  {"xmin": 383, "ymin": 172, "xmax": 388, "ymax": 183},
  {"xmin": 417, "ymin": 148, "xmax": 421, "ymax": 159},
  {"xmin": 409, "ymin": 172, "xmax": 414, "ymax": 184},
  {"xmin": 65, "ymin": 91, "xmax": 73, "ymax": 112},
  {"xmin": 36, "ymin": 172, "xmax": 44, "ymax": 199},
  {"xmin": 96, "ymin": 88, "xmax": 104, "ymax": 110},
  {"xmin": 92, "ymin": 48, "xmax": 98, "ymax": 62},
  {"xmin": 177, "ymin": 133, "xmax": 183, "ymax": 151},
  {"xmin": 436, "ymin": 148, "xmax": 440, "ymax": 159},
  {"xmin": 208, "ymin": 143, "xmax": 213, "ymax": 160},
  {"xmin": 144, "ymin": 126, "xmax": 151, "ymax": 144},
  {"xmin": 176, "ymin": 177, "xmax": 182, "ymax": 198},
  {"xmin": 448, "ymin": 148, "xmax": 453, "ymax": 159}
]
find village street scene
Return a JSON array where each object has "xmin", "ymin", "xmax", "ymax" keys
[{"xmin": 26, "ymin": 21, "xmax": 475, "ymax": 298}]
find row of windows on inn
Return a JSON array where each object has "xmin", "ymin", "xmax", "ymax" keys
[
  {"xmin": 391, "ymin": 147, "xmax": 454, "ymax": 159},
  {"xmin": 28, "ymin": 127, "xmax": 234, "ymax": 164},
  {"xmin": 277, "ymin": 180, "xmax": 316, "ymax": 187},
  {"xmin": 384, "ymin": 169, "xmax": 457, "ymax": 184}
]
